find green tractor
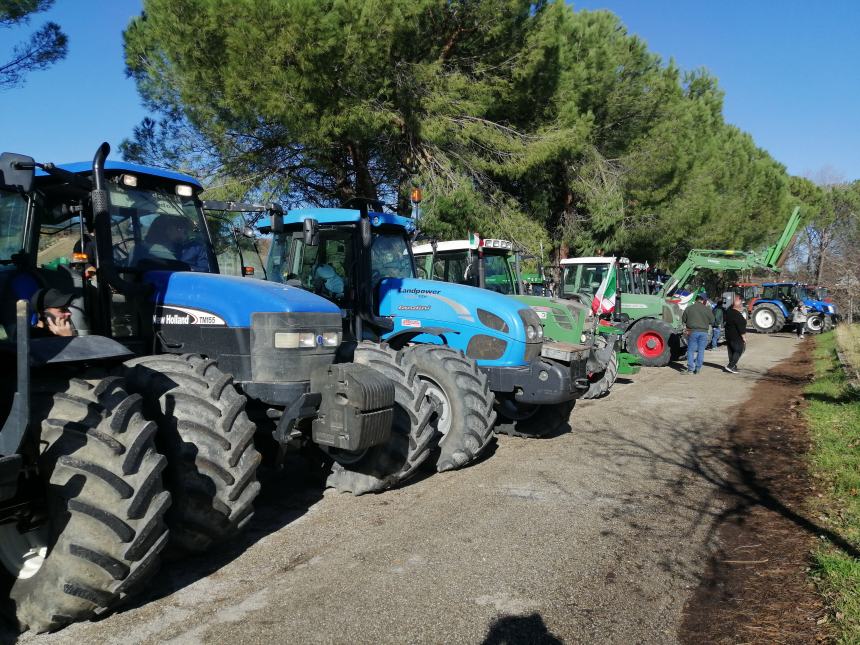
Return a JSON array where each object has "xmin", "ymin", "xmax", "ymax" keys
[
  {"xmin": 560, "ymin": 256, "xmax": 685, "ymax": 367},
  {"xmin": 412, "ymin": 236, "xmax": 638, "ymax": 399}
]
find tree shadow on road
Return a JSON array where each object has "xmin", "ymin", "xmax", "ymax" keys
[
  {"xmin": 585, "ymin": 408, "xmax": 859, "ymax": 581},
  {"xmin": 482, "ymin": 612, "xmax": 563, "ymax": 645}
]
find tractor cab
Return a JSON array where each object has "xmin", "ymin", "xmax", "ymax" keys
[{"xmin": 412, "ymin": 236, "xmax": 520, "ymax": 295}]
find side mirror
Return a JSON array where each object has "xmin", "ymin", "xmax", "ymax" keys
[
  {"xmin": 303, "ymin": 217, "xmax": 319, "ymax": 246},
  {"xmin": 359, "ymin": 215, "xmax": 372, "ymax": 248},
  {"xmin": 0, "ymin": 152, "xmax": 36, "ymax": 193}
]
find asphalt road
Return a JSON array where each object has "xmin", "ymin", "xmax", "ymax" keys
[{"xmin": 11, "ymin": 333, "xmax": 800, "ymax": 645}]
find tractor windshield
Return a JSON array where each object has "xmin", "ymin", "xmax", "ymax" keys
[
  {"xmin": 106, "ymin": 181, "xmax": 212, "ymax": 272},
  {"xmin": 483, "ymin": 253, "xmax": 516, "ymax": 294},
  {"xmin": 370, "ymin": 231, "xmax": 414, "ymax": 286},
  {"xmin": 426, "ymin": 250, "xmax": 470, "ymax": 283},
  {"xmin": 562, "ymin": 263, "xmax": 610, "ymax": 297},
  {"xmin": 0, "ymin": 190, "xmax": 28, "ymax": 263}
]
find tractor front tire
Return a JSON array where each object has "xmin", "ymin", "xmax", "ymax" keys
[
  {"xmin": 3, "ymin": 376, "xmax": 170, "ymax": 634},
  {"xmin": 582, "ymin": 348, "xmax": 619, "ymax": 400},
  {"xmin": 805, "ymin": 314, "xmax": 825, "ymax": 334},
  {"xmin": 326, "ymin": 343, "xmax": 434, "ymax": 495},
  {"xmin": 751, "ymin": 304, "xmax": 785, "ymax": 334},
  {"xmin": 494, "ymin": 399, "xmax": 576, "ymax": 438},
  {"xmin": 123, "ymin": 354, "xmax": 261, "ymax": 554},
  {"xmin": 626, "ymin": 319, "xmax": 672, "ymax": 367},
  {"xmin": 401, "ymin": 344, "xmax": 496, "ymax": 471}
]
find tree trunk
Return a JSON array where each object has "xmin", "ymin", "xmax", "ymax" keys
[{"xmin": 347, "ymin": 141, "xmax": 379, "ymax": 204}]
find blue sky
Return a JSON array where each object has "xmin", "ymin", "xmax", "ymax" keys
[{"xmin": 2, "ymin": 0, "xmax": 858, "ymax": 182}]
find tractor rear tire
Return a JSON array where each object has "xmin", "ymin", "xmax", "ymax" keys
[
  {"xmin": 123, "ymin": 354, "xmax": 261, "ymax": 554},
  {"xmin": 494, "ymin": 399, "xmax": 576, "ymax": 438},
  {"xmin": 582, "ymin": 348, "xmax": 618, "ymax": 400},
  {"xmin": 626, "ymin": 319, "xmax": 672, "ymax": 367},
  {"xmin": 3, "ymin": 376, "xmax": 170, "ymax": 634},
  {"xmin": 326, "ymin": 343, "xmax": 435, "ymax": 495},
  {"xmin": 401, "ymin": 344, "xmax": 496, "ymax": 471},
  {"xmin": 751, "ymin": 304, "xmax": 785, "ymax": 334}
]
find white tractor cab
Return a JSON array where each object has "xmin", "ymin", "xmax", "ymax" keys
[{"xmin": 559, "ymin": 256, "xmax": 684, "ymax": 367}]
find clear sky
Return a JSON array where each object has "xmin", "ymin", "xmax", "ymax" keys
[{"xmin": 2, "ymin": 1, "xmax": 858, "ymax": 182}]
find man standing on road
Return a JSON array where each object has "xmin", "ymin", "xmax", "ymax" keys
[
  {"xmin": 682, "ymin": 293, "xmax": 715, "ymax": 374},
  {"xmin": 723, "ymin": 295, "xmax": 747, "ymax": 373},
  {"xmin": 709, "ymin": 298, "xmax": 724, "ymax": 350}
]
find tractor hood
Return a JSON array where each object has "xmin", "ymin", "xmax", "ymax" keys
[
  {"xmin": 145, "ymin": 271, "xmax": 339, "ymax": 328},
  {"xmin": 378, "ymin": 278, "xmax": 537, "ymax": 343}
]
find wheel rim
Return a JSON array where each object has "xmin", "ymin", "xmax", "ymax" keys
[
  {"xmin": 421, "ymin": 379, "xmax": 452, "ymax": 437},
  {"xmin": 807, "ymin": 316, "xmax": 823, "ymax": 332},
  {"xmin": 755, "ymin": 309, "xmax": 774, "ymax": 328},
  {"xmin": 636, "ymin": 331, "xmax": 665, "ymax": 358},
  {"xmin": 497, "ymin": 397, "xmax": 539, "ymax": 422},
  {"xmin": 0, "ymin": 523, "xmax": 48, "ymax": 580}
]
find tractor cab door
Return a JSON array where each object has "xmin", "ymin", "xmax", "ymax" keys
[
  {"xmin": 281, "ymin": 229, "xmax": 353, "ymax": 308},
  {"xmin": 100, "ymin": 181, "xmax": 215, "ymax": 342}
]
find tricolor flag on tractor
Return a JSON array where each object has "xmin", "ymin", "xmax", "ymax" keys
[{"xmin": 592, "ymin": 264, "xmax": 617, "ymax": 314}]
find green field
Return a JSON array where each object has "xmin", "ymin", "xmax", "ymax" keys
[{"xmin": 807, "ymin": 329, "xmax": 860, "ymax": 643}]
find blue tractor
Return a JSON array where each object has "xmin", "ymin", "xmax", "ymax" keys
[
  {"xmin": 750, "ymin": 281, "xmax": 834, "ymax": 334},
  {"xmin": 258, "ymin": 206, "xmax": 592, "ymax": 456},
  {"xmin": 0, "ymin": 145, "xmax": 401, "ymax": 631}
]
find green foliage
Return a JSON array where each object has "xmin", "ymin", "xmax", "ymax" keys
[
  {"xmin": 0, "ymin": 0, "xmax": 67, "ymax": 90},
  {"xmin": 122, "ymin": 0, "xmax": 792, "ymax": 264},
  {"xmin": 806, "ymin": 332, "xmax": 860, "ymax": 642}
]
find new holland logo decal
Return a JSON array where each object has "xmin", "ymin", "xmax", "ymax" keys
[{"xmin": 154, "ymin": 305, "xmax": 227, "ymax": 326}]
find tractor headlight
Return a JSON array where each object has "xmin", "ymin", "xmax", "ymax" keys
[
  {"xmin": 526, "ymin": 324, "xmax": 537, "ymax": 340},
  {"xmin": 536, "ymin": 325, "xmax": 544, "ymax": 340},
  {"xmin": 298, "ymin": 332, "xmax": 317, "ymax": 348},
  {"xmin": 273, "ymin": 331, "xmax": 340, "ymax": 349},
  {"xmin": 581, "ymin": 333, "xmax": 588, "ymax": 343},
  {"xmin": 322, "ymin": 331, "xmax": 341, "ymax": 347}
]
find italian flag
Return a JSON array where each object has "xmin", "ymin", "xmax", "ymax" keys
[{"xmin": 591, "ymin": 264, "xmax": 617, "ymax": 314}]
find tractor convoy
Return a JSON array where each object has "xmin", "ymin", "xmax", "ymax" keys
[
  {"xmin": 0, "ymin": 142, "xmax": 828, "ymax": 634},
  {"xmin": 410, "ymin": 236, "xmax": 639, "ymax": 399}
]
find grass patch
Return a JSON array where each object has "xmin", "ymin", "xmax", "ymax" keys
[
  {"xmin": 806, "ymin": 330, "xmax": 860, "ymax": 643},
  {"xmin": 835, "ymin": 324, "xmax": 860, "ymax": 376}
]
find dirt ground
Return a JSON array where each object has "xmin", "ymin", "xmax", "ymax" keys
[
  {"xmin": 7, "ymin": 333, "xmax": 817, "ymax": 644},
  {"xmin": 679, "ymin": 338, "xmax": 832, "ymax": 644}
]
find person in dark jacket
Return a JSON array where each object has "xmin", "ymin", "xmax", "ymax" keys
[
  {"xmin": 682, "ymin": 293, "xmax": 716, "ymax": 374},
  {"xmin": 723, "ymin": 295, "xmax": 747, "ymax": 373},
  {"xmin": 709, "ymin": 299, "xmax": 724, "ymax": 350}
]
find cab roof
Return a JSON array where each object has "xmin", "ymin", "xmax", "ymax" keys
[
  {"xmin": 274, "ymin": 208, "xmax": 416, "ymax": 232},
  {"xmin": 36, "ymin": 161, "xmax": 203, "ymax": 189},
  {"xmin": 560, "ymin": 256, "xmax": 631, "ymax": 265}
]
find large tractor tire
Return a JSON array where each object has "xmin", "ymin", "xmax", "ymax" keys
[
  {"xmin": 805, "ymin": 313, "xmax": 825, "ymax": 334},
  {"xmin": 1, "ymin": 376, "xmax": 170, "ymax": 633},
  {"xmin": 751, "ymin": 303, "xmax": 785, "ymax": 334},
  {"xmin": 626, "ymin": 319, "xmax": 672, "ymax": 367},
  {"xmin": 401, "ymin": 344, "xmax": 496, "ymax": 471},
  {"xmin": 494, "ymin": 398, "xmax": 576, "ymax": 438},
  {"xmin": 123, "ymin": 354, "xmax": 261, "ymax": 554},
  {"xmin": 582, "ymin": 346, "xmax": 619, "ymax": 400},
  {"xmin": 326, "ymin": 342, "xmax": 435, "ymax": 495}
]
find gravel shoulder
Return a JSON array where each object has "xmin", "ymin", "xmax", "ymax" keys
[{"xmin": 10, "ymin": 334, "xmax": 800, "ymax": 645}]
